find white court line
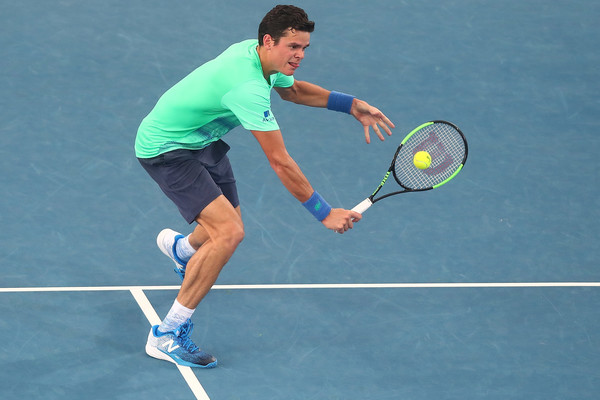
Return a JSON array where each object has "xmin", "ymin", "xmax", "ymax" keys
[
  {"xmin": 0, "ymin": 282, "xmax": 599, "ymax": 293},
  {"xmin": 130, "ymin": 288, "xmax": 211, "ymax": 400},
  {"xmin": 0, "ymin": 285, "xmax": 181, "ymax": 293}
]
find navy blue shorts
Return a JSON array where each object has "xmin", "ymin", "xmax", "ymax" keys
[{"xmin": 138, "ymin": 140, "xmax": 239, "ymax": 224}]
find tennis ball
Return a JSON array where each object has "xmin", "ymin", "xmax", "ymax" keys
[{"xmin": 413, "ymin": 151, "xmax": 432, "ymax": 169}]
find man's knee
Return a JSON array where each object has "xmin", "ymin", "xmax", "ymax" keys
[
  {"xmin": 196, "ymin": 195, "xmax": 244, "ymax": 251},
  {"xmin": 215, "ymin": 219, "xmax": 244, "ymax": 252},
  {"xmin": 228, "ymin": 221, "xmax": 245, "ymax": 247}
]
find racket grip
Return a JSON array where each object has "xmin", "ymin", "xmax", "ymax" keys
[{"xmin": 351, "ymin": 198, "xmax": 373, "ymax": 214}]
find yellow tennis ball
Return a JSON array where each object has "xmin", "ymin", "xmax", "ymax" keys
[{"xmin": 413, "ymin": 151, "xmax": 432, "ymax": 169}]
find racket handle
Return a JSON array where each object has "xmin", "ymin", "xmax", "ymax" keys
[{"xmin": 351, "ymin": 198, "xmax": 373, "ymax": 214}]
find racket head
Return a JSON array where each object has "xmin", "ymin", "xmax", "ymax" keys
[{"xmin": 392, "ymin": 121, "xmax": 468, "ymax": 191}]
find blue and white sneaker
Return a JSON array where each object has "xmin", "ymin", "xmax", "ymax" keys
[
  {"xmin": 156, "ymin": 228, "xmax": 187, "ymax": 281},
  {"xmin": 145, "ymin": 319, "xmax": 217, "ymax": 368}
]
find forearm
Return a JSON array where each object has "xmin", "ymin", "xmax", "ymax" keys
[
  {"xmin": 269, "ymin": 153, "xmax": 314, "ymax": 202},
  {"xmin": 251, "ymin": 130, "xmax": 358, "ymax": 229}
]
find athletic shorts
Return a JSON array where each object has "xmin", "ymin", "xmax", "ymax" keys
[{"xmin": 138, "ymin": 139, "xmax": 239, "ymax": 224}]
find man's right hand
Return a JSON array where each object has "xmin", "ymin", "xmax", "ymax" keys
[{"xmin": 322, "ymin": 208, "xmax": 362, "ymax": 234}]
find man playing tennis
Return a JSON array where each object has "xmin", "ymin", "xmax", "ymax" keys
[{"xmin": 135, "ymin": 5, "xmax": 394, "ymax": 368}]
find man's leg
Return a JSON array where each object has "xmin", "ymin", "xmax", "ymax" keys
[
  {"xmin": 145, "ymin": 195, "xmax": 243, "ymax": 368},
  {"xmin": 185, "ymin": 203, "xmax": 241, "ymax": 250},
  {"xmin": 187, "ymin": 224, "xmax": 208, "ymax": 250},
  {"xmin": 158, "ymin": 204, "xmax": 242, "ymax": 280},
  {"xmin": 177, "ymin": 195, "xmax": 244, "ymax": 309}
]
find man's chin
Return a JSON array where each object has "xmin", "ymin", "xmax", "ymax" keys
[{"xmin": 285, "ymin": 63, "xmax": 300, "ymax": 75}]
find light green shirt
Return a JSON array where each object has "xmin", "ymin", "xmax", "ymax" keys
[{"xmin": 135, "ymin": 39, "xmax": 294, "ymax": 158}]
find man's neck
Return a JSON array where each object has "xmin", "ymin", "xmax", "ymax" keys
[{"xmin": 256, "ymin": 45, "xmax": 274, "ymax": 82}]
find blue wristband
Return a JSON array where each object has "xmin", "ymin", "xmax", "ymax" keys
[
  {"xmin": 302, "ymin": 191, "xmax": 332, "ymax": 221},
  {"xmin": 327, "ymin": 91, "xmax": 355, "ymax": 114}
]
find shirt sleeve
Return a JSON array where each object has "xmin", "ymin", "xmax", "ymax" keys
[
  {"xmin": 221, "ymin": 80, "xmax": 281, "ymax": 132},
  {"xmin": 272, "ymin": 72, "xmax": 294, "ymax": 88}
]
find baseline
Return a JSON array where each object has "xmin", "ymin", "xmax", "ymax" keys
[{"xmin": 1, "ymin": 281, "xmax": 599, "ymax": 293}]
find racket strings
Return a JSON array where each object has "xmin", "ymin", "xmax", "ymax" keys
[{"xmin": 394, "ymin": 123, "xmax": 466, "ymax": 190}]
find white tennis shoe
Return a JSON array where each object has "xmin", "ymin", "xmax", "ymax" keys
[
  {"xmin": 146, "ymin": 319, "xmax": 217, "ymax": 368},
  {"xmin": 156, "ymin": 228, "xmax": 187, "ymax": 281}
]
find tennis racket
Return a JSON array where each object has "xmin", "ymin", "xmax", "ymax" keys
[{"xmin": 352, "ymin": 120, "xmax": 468, "ymax": 214}]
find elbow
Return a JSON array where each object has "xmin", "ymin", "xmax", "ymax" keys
[
  {"xmin": 280, "ymin": 92, "xmax": 298, "ymax": 103},
  {"xmin": 277, "ymin": 86, "xmax": 299, "ymax": 103}
]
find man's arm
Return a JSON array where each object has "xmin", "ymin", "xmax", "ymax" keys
[
  {"xmin": 274, "ymin": 80, "xmax": 329, "ymax": 107},
  {"xmin": 251, "ymin": 129, "xmax": 360, "ymax": 233},
  {"xmin": 275, "ymin": 80, "xmax": 395, "ymax": 143},
  {"xmin": 251, "ymin": 129, "xmax": 313, "ymax": 202}
]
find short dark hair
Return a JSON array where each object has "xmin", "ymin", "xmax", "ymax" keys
[{"xmin": 258, "ymin": 5, "xmax": 315, "ymax": 46}]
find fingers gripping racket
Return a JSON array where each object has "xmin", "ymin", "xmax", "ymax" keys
[{"xmin": 352, "ymin": 120, "xmax": 468, "ymax": 214}]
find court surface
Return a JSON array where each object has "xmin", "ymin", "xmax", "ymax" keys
[{"xmin": 1, "ymin": 1, "xmax": 598, "ymax": 399}]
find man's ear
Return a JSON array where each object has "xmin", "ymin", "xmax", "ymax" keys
[{"xmin": 262, "ymin": 34, "xmax": 274, "ymax": 50}]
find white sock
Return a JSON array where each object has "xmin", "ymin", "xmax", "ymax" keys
[
  {"xmin": 158, "ymin": 299, "xmax": 195, "ymax": 333},
  {"xmin": 175, "ymin": 235, "xmax": 197, "ymax": 262}
]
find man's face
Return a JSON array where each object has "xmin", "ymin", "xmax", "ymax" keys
[{"xmin": 269, "ymin": 29, "xmax": 311, "ymax": 75}]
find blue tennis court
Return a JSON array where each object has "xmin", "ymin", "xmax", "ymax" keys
[{"xmin": 1, "ymin": 1, "xmax": 598, "ymax": 399}]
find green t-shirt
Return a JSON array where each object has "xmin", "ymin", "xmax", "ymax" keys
[{"xmin": 135, "ymin": 39, "xmax": 294, "ymax": 158}]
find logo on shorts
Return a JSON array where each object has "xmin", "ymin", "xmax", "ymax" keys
[{"xmin": 263, "ymin": 110, "xmax": 275, "ymax": 123}]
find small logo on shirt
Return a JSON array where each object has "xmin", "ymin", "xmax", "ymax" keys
[{"xmin": 263, "ymin": 110, "xmax": 275, "ymax": 123}]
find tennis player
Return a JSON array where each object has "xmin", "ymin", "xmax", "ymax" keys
[{"xmin": 135, "ymin": 5, "xmax": 394, "ymax": 368}]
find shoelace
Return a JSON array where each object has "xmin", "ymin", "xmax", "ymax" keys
[{"xmin": 176, "ymin": 320, "xmax": 200, "ymax": 353}]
